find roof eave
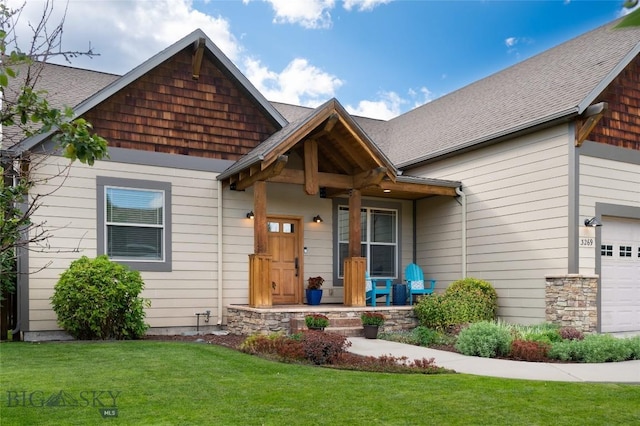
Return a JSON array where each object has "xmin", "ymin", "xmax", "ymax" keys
[
  {"xmin": 578, "ymin": 41, "xmax": 640, "ymax": 114},
  {"xmin": 397, "ymin": 107, "xmax": 580, "ymax": 170}
]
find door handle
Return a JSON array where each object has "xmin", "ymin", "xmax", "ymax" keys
[{"xmin": 294, "ymin": 257, "xmax": 299, "ymax": 277}]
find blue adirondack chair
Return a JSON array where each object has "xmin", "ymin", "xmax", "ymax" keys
[
  {"xmin": 404, "ymin": 263, "xmax": 436, "ymax": 305},
  {"xmin": 365, "ymin": 272, "xmax": 391, "ymax": 306}
]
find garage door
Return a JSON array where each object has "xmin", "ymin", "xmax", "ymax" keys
[{"xmin": 600, "ymin": 216, "xmax": 640, "ymax": 333}]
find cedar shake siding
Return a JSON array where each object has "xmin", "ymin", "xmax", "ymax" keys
[
  {"xmin": 590, "ymin": 56, "xmax": 640, "ymax": 151},
  {"xmin": 83, "ymin": 48, "xmax": 278, "ymax": 160}
]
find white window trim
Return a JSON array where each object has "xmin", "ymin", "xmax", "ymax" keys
[
  {"xmin": 104, "ymin": 185, "xmax": 166, "ymax": 263},
  {"xmin": 337, "ymin": 205, "xmax": 399, "ymax": 280}
]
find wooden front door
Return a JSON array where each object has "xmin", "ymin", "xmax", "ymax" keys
[{"xmin": 267, "ymin": 216, "xmax": 302, "ymax": 304}]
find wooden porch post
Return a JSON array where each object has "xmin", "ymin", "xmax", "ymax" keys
[
  {"xmin": 249, "ymin": 181, "xmax": 272, "ymax": 307},
  {"xmin": 344, "ymin": 188, "xmax": 366, "ymax": 306}
]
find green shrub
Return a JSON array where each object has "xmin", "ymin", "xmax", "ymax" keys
[
  {"xmin": 445, "ymin": 278, "xmax": 498, "ymax": 309},
  {"xmin": 548, "ymin": 334, "xmax": 640, "ymax": 363},
  {"xmin": 414, "ymin": 277, "xmax": 498, "ymax": 330},
  {"xmin": 51, "ymin": 255, "xmax": 150, "ymax": 340},
  {"xmin": 413, "ymin": 326, "xmax": 451, "ymax": 347},
  {"xmin": 455, "ymin": 321, "xmax": 512, "ymax": 358},
  {"xmin": 413, "ymin": 293, "xmax": 448, "ymax": 330},
  {"xmin": 627, "ymin": 336, "xmax": 640, "ymax": 359},
  {"xmin": 510, "ymin": 323, "xmax": 562, "ymax": 345}
]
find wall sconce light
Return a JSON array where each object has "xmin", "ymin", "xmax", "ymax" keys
[
  {"xmin": 246, "ymin": 211, "xmax": 255, "ymax": 220},
  {"xmin": 584, "ymin": 217, "xmax": 602, "ymax": 227},
  {"xmin": 313, "ymin": 215, "xmax": 323, "ymax": 223}
]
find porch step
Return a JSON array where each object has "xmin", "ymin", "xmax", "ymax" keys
[{"xmin": 290, "ymin": 317, "xmax": 364, "ymax": 337}]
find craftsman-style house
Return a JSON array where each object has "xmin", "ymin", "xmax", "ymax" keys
[{"xmin": 3, "ymin": 17, "xmax": 639, "ymax": 340}]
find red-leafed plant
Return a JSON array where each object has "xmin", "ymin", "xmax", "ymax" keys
[{"xmin": 510, "ymin": 339, "xmax": 550, "ymax": 362}]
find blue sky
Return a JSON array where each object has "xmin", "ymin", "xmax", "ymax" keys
[{"xmin": 9, "ymin": 1, "xmax": 637, "ymax": 119}]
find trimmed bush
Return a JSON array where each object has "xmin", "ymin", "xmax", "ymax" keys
[
  {"xmin": 455, "ymin": 321, "xmax": 512, "ymax": 358},
  {"xmin": 51, "ymin": 255, "xmax": 149, "ymax": 340},
  {"xmin": 414, "ymin": 277, "xmax": 498, "ymax": 330}
]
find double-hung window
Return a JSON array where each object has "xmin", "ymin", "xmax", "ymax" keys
[
  {"xmin": 97, "ymin": 177, "xmax": 172, "ymax": 271},
  {"xmin": 337, "ymin": 206, "xmax": 398, "ymax": 279}
]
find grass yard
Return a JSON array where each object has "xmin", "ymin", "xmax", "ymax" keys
[{"xmin": 1, "ymin": 341, "xmax": 639, "ymax": 425}]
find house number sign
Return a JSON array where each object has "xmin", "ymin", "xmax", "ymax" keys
[{"xmin": 579, "ymin": 238, "xmax": 595, "ymax": 247}]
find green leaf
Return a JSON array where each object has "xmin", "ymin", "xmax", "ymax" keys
[
  {"xmin": 616, "ymin": 8, "xmax": 640, "ymax": 28},
  {"xmin": 0, "ymin": 72, "xmax": 7, "ymax": 88}
]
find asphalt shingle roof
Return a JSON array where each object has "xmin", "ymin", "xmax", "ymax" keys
[{"xmin": 383, "ymin": 19, "xmax": 640, "ymax": 168}]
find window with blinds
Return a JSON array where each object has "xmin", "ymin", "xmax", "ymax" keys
[
  {"xmin": 337, "ymin": 206, "xmax": 397, "ymax": 278},
  {"xmin": 105, "ymin": 187, "xmax": 164, "ymax": 261}
]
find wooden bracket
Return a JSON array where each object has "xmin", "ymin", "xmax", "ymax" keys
[
  {"xmin": 575, "ymin": 102, "xmax": 607, "ymax": 147},
  {"xmin": 233, "ymin": 155, "xmax": 288, "ymax": 191},
  {"xmin": 192, "ymin": 37, "xmax": 206, "ymax": 80}
]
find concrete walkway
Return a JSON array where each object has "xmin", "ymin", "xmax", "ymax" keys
[{"xmin": 348, "ymin": 337, "xmax": 640, "ymax": 383}]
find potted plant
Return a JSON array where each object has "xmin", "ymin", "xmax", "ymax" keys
[
  {"xmin": 305, "ymin": 313, "xmax": 329, "ymax": 331},
  {"xmin": 305, "ymin": 276, "xmax": 324, "ymax": 305},
  {"xmin": 361, "ymin": 312, "xmax": 385, "ymax": 339}
]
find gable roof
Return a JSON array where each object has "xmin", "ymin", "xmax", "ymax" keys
[
  {"xmin": 11, "ymin": 29, "xmax": 287, "ymax": 154},
  {"xmin": 218, "ymin": 97, "xmax": 398, "ymax": 182},
  {"xmin": 2, "ymin": 62, "xmax": 118, "ymax": 150},
  {"xmin": 385, "ymin": 18, "xmax": 640, "ymax": 169}
]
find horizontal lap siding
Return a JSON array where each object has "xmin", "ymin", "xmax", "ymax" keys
[
  {"xmin": 27, "ymin": 156, "xmax": 220, "ymax": 331},
  {"xmin": 579, "ymin": 155, "xmax": 640, "ymax": 273},
  {"xmin": 413, "ymin": 125, "xmax": 570, "ymax": 324}
]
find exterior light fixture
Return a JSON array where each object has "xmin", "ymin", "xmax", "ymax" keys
[
  {"xmin": 246, "ymin": 211, "xmax": 255, "ymax": 220},
  {"xmin": 584, "ymin": 217, "xmax": 602, "ymax": 227},
  {"xmin": 313, "ymin": 215, "xmax": 323, "ymax": 223},
  {"xmin": 383, "ymin": 189, "xmax": 391, "ymax": 193}
]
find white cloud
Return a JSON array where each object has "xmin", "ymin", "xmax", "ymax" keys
[
  {"xmin": 409, "ymin": 86, "xmax": 434, "ymax": 108},
  {"xmin": 244, "ymin": 57, "xmax": 343, "ymax": 106},
  {"xmin": 260, "ymin": 0, "xmax": 392, "ymax": 29},
  {"xmin": 5, "ymin": 0, "xmax": 241, "ymax": 74},
  {"xmin": 504, "ymin": 36, "xmax": 533, "ymax": 55},
  {"xmin": 5, "ymin": 0, "xmax": 343, "ymax": 109},
  {"xmin": 343, "ymin": 0, "xmax": 392, "ymax": 12},
  {"xmin": 264, "ymin": 0, "xmax": 335, "ymax": 29},
  {"xmin": 346, "ymin": 91, "xmax": 404, "ymax": 120}
]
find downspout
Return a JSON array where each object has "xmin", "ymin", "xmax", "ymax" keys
[
  {"xmin": 412, "ymin": 200, "xmax": 417, "ymax": 263},
  {"xmin": 455, "ymin": 186, "xmax": 467, "ymax": 278},
  {"xmin": 216, "ymin": 180, "xmax": 224, "ymax": 326}
]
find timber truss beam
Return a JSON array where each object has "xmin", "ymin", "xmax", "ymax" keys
[{"xmin": 230, "ymin": 155, "xmax": 288, "ymax": 191}]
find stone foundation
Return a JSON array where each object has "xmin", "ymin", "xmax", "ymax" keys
[
  {"xmin": 226, "ymin": 305, "xmax": 418, "ymax": 335},
  {"xmin": 545, "ymin": 274, "xmax": 598, "ymax": 332}
]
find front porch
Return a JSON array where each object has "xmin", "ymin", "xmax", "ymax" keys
[{"xmin": 226, "ymin": 304, "xmax": 418, "ymax": 336}]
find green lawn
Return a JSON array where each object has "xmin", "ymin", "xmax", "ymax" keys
[{"xmin": 1, "ymin": 341, "xmax": 638, "ymax": 425}]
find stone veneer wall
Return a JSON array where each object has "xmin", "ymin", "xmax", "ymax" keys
[
  {"xmin": 226, "ymin": 305, "xmax": 418, "ymax": 335},
  {"xmin": 545, "ymin": 275, "xmax": 598, "ymax": 332}
]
